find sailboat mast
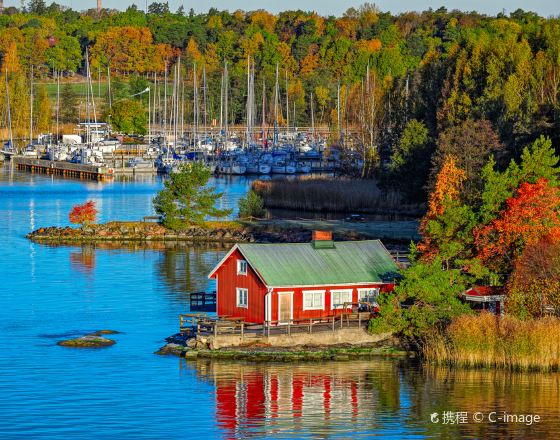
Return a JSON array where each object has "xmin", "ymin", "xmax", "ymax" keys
[
  {"xmin": 274, "ymin": 63, "xmax": 278, "ymax": 147},
  {"xmin": 56, "ymin": 70, "xmax": 60, "ymax": 143},
  {"xmin": 261, "ymin": 80, "xmax": 266, "ymax": 148},
  {"xmin": 224, "ymin": 61, "xmax": 228, "ymax": 144},
  {"xmin": 203, "ymin": 65, "xmax": 207, "ymax": 142},
  {"xmin": 5, "ymin": 70, "xmax": 13, "ymax": 148},
  {"xmin": 29, "ymin": 65, "xmax": 33, "ymax": 144},
  {"xmin": 310, "ymin": 92, "xmax": 315, "ymax": 143},
  {"xmin": 285, "ymin": 70, "xmax": 289, "ymax": 135},
  {"xmin": 246, "ymin": 56, "xmax": 250, "ymax": 149}
]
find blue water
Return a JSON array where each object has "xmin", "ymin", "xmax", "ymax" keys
[{"xmin": 1, "ymin": 165, "xmax": 559, "ymax": 439}]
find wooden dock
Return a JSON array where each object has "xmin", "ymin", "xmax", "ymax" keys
[{"xmin": 12, "ymin": 156, "xmax": 113, "ymax": 181}]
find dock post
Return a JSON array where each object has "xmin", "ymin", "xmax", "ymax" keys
[
  {"xmin": 332, "ymin": 316, "xmax": 335, "ymax": 332},
  {"xmin": 214, "ymin": 323, "xmax": 217, "ymax": 337},
  {"xmin": 241, "ymin": 323, "xmax": 244, "ymax": 340},
  {"xmin": 309, "ymin": 319, "xmax": 312, "ymax": 334}
]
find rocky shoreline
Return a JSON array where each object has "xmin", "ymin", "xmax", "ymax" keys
[
  {"xmin": 155, "ymin": 332, "xmax": 411, "ymax": 362},
  {"xmin": 26, "ymin": 220, "xmax": 376, "ymax": 245}
]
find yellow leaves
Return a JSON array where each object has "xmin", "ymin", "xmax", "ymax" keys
[
  {"xmin": 1, "ymin": 42, "xmax": 21, "ymax": 73},
  {"xmin": 300, "ymin": 45, "xmax": 319, "ymax": 77},
  {"xmin": 276, "ymin": 42, "xmax": 298, "ymax": 73},
  {"xmin": 356, "ymin": 38, "xmax": 382, "ymax": 54},
  {"xmin": 240, "ymin": 32, "xmax": 264, "ymax": 57},
  {"xmin": 206, "ymin": 15, "xmax": 223, "ymax": 30},
  {"xmin": 186, "ymin": 38, "xmax": 203, "ymax": 63},
  {"xmin": 335, "ymin": 17, "xmax": 358, "ymax": 39},
  {"xmin": 427, "ymin": 156, "xmax": 466, "ymax": 218},
  {"xmin": 250, "ymin": 10, "xmax": 277, "ymax": 33}
]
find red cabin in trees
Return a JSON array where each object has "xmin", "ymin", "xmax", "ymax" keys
[{"xmin": 208, "ymin": 232, "xmax": 399, "ymax": 324}]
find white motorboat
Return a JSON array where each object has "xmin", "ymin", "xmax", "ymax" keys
[
  {"xmin": 218, "ymin": 163, "xmax": 246, "ymax": 175},
  {"xmin": 271, "ymin": 161, "xmax": 296, "ymax": 174},
  {"xmin": 246, "ymin": 162, "xmax": 271, "ymax": 174}
]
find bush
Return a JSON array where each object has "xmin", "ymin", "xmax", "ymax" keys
[{"xmin": 238, "ymin": 190, "xmax": 266, "ymax": 219}]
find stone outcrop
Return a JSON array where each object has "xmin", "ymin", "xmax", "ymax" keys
[
  {"xmin": 57, "ymin": 330, "xmax": 119, "ymax": 348},
  {"xmin": 26, "ymin": 221, "xmax": 352, "ymax": 245}
]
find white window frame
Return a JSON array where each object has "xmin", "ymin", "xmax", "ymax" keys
[
  {"xmin": 358, "ymin": 288, "xmax": 380, "ymax": 304},
  {"xmin": 236, "ymin": 287, "xmax": 248, "ymax": 308},
  {"xmin": 302, "ymin": 290, "xmax": 325, "ymax": 311},
  {"xmin": 331, "ymin": 289, "xmax": 353, "ymax": 309},
  {"xmin": 237, "ymin": 259, "xmax": 248, "ymax": 275}
]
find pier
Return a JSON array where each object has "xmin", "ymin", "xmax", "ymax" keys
[{"xmin": 12, "ymin": 156, "xmax": 112, "ymax": 181}]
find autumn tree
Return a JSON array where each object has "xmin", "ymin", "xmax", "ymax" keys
[
  {"xmin": 432, "ymin": 119, "xmax": 504, "ymax": 204},
  {"xmin": 475, "ymin": 178, "xmax": 560, "ymax": 273},
  {"xmin": 418, "ymin": 155, "xmax": 469, "ymax": 264},
  {"xmin": 506, "ymin": 238, "xmax": 560, "ymax": 319},
  {"xmin": 69, "ymin": 201, "xmax": 98, "ymax": 227}
]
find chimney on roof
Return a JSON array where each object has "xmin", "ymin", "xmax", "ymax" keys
[
  {"xmin": 97, "ymin": 0, "xmax": 102, "ymax": 14},
  {"xmin": 311, "ymin": 230, "xmax": 335, "ymax": 249}
]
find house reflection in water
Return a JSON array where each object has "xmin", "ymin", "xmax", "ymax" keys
[{"xmin": 193, "ymin": 360, "xmax": 401, "ymax": 438}]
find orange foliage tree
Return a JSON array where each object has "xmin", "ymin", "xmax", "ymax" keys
[
  {"xmin": 475, "ymin": 178, "xmax": 560, "ymax": 271},
  {"xmin": 506, "ymin": 238, "xmax": 560, "ymax": 318},
  {"xmin": 417, "ymin": 155, "xmax": 467, "ymax": 259},
  {"xmin": 69, "ymin": 201, "xmax": 98, "ymax": 227}
]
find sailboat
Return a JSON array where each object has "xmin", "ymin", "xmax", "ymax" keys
[{"xmin": 1, "ymin": 70, "xmax": 17, "ymax": 159}]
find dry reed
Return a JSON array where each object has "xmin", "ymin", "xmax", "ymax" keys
[
  {"xmin": 252, "ymin": 176, "xmax": 423, "ymax": 216},
  {"xmin": 424, "ymin": 312, "xmax": 560, "ymax": 371}
]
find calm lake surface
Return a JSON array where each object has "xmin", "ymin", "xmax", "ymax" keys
[{"xmin": 1, "ymin": 165, "xmax": 559, "ymax": 439}]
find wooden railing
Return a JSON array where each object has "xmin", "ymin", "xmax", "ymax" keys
[{"xmin": 180, "ymin": 310, "xmax": 371, "ymax": 339}]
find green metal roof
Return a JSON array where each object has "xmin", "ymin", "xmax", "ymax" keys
[{"xmin": 237, "ymin": 240, "xmax": 398, "ymax": 287}]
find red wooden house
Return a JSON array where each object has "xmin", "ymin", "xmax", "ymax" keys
[{"xmin": 208, "ymin": 231, "xmax": 399, "ymax": 324}]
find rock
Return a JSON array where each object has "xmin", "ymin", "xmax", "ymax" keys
[
  {"xmin": 186, "ymin": 338, "xmax": 197, "ymax": 348},
  {"xmin": 91, "ymin": 329, "xmax": 119, "ymax": 336},
  {"xmin": 58, "ymin": 335, "xmax": 116, "ymax": 348},
  {"xmin": 155, "ymin": 343, "xmax": 186, "ymax": 356},
  {"xmin": 183, "ymin": 350, "xmax": 199, "ymax": 360}
]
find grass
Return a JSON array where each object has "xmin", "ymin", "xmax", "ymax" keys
[
  {"xmin": 423, "ymin": 312, "xmax": 560, "ymax": 372},
  {"xmin": 252, "ymin": 176, "xmax": 423, "ymax": 216}
]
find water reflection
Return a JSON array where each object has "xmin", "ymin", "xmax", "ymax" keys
[
  {"xmin": 186, "ymin": 359, "xmax": 560, "ymax": 439},
  {"xmin": 69, "ymin": 246, "xmax": 96, "ymax": 274},
  {"xmin": 155, "ymin": 244, "xmax": 225, "ymax": 298},
  {"xmin": 191, "ymin": 359, "xmax": 403, "ymax": 438}
]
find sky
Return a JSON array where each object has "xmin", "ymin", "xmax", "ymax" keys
[{"xmin": 3, "ymin": 1, "xmax": 559, "ymax": 17}]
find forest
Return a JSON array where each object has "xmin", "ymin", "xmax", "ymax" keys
[{"xmin": 0, "ymin": 2, "xmax": 560, "ymax": 202}]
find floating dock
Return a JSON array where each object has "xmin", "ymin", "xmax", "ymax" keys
[{"xmin": 12, "ymin": 156, "xmax": 113, "ymax": 181}]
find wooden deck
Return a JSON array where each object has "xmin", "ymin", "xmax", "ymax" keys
[{"xmin": 179, "ymin": 310, "xmax": 372, "ymax": 340}]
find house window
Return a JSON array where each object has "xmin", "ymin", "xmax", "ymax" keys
[
  {"xmin": 358, "ymin": 288, "xmax": 380, "ymax": 304},
  {"xmin": 303, "ymin": 290, "xmax": 325, "ymax": 310},
  {"xmin": 236, "ymin": 288, "xmax": 248, "ymax": 308},
  {"xmin": 331, "ymin": 289, "xmax": 353, "ymax": 309},
  {"xmin": 237, "ymin": 259, "xmax": 248, "ymax": 275}
]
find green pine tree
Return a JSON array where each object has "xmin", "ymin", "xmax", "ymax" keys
[{"xmin": 153, "ymin": 162, "xmax": 232, "ymax": 230}]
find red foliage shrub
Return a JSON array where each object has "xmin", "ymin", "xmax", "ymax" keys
[{"xmin": 69, "ymin": 201, "xmax": 98, "ymax": 226}]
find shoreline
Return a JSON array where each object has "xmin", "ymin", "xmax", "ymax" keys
[{"xmin": 26, "ymin": 219, "xmax": 418, "ymax": 246}]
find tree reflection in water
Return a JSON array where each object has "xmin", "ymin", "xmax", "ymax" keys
[
  {"xmin": 155, "ymin": 243, "xmax": 227, "ymax": 303},
  {"xmin": 69, "ymin": 245, "xmax": 96, "ymax": 274}
]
